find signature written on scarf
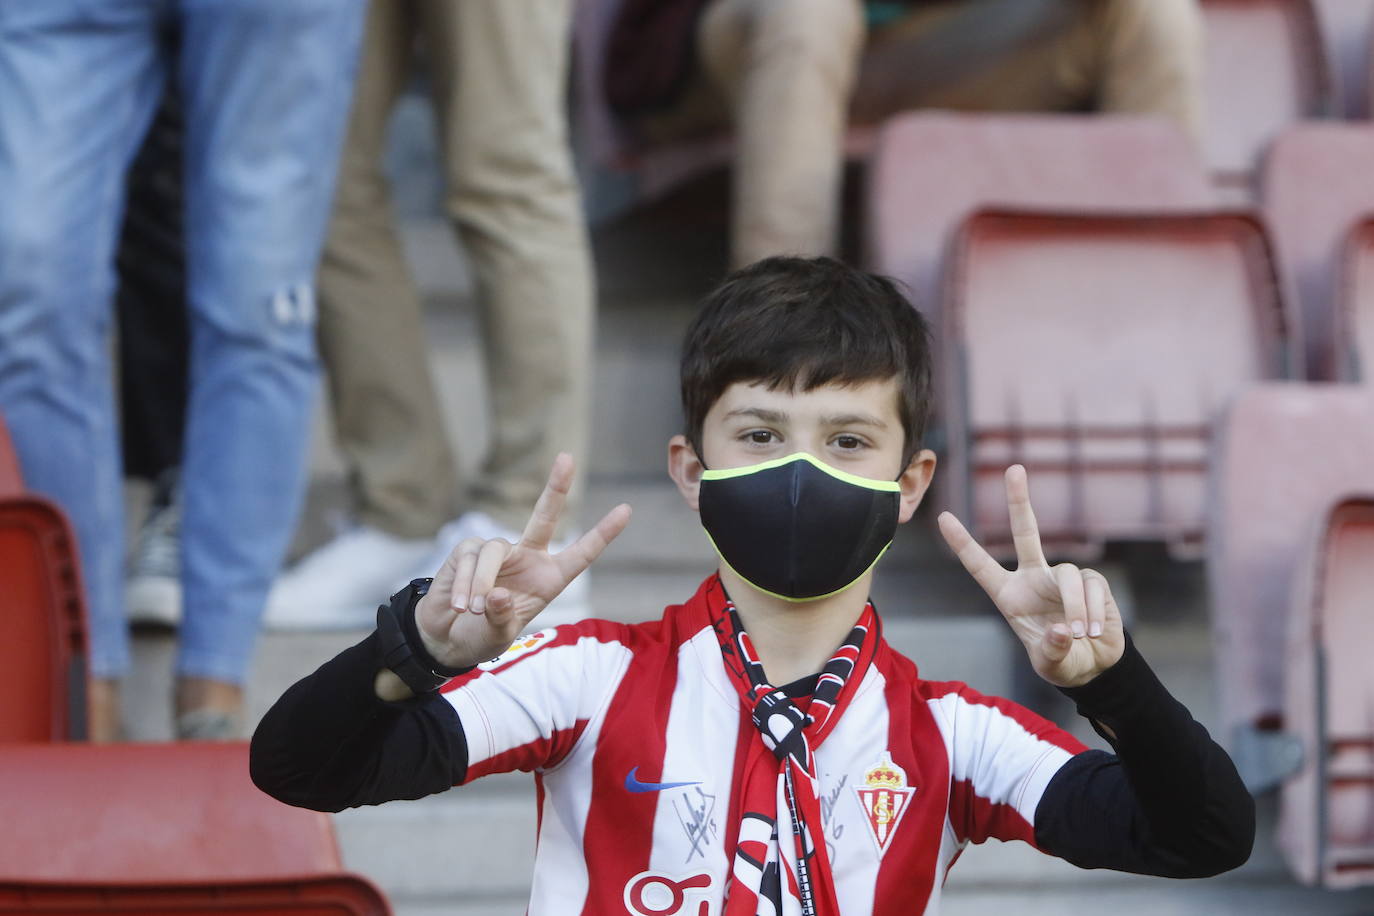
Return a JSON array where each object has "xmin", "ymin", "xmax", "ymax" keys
[{"xmin": 674, "ymin": 786, "xmax": 719, "ymax": 862}]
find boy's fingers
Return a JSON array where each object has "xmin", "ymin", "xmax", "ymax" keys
[
  {"xmin": 1083, "ymin": 569, "xmax": 1107, "ymax": 638},
  {"xmin": 450, "ymin": 536, "xmax": 486, "ymax": 612},
  {"xmin": 937, "ymin": 510, "xmax": 1009, "ymax": 598},
  {"xmin": 555, "ymin": 503, "xmax": 632, "ymax": 583},
  {"xmin": 485, "ymin": 586, "xmax": 514, "ymax": 628},
  {"xmin": 467, "ymin": 538, "xmax": 512, "ymax": 616},
  {"xmin": 1005, "ymin": 465, "xmax": 1048, "ymax": 571},
  {"xmin": 1042, "ymin": 622, "xmax": 1073, "ymax": 664},
  {"xmin": 1055, "ymin": 563, "xmax": 1088, "ymax": 639},
  {"xmin": 520, "ymin": 453, "xmax": 574, "ymax": 552}
]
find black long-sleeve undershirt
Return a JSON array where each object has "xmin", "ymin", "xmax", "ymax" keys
[
  {"xmin": 249, "ymin": 632, "xmax": 468, "ymax": 812},
  {"xmin": 250, "ymin": 631, "xmax": 1253, "ymax": 878},
  {"xmin": 1036, "ymin": 634, "xmax": 1255, "ymax": 877}
]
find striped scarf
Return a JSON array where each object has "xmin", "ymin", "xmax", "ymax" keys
[{"xmin": 710, "ymin": 584, "xmax": 880, "ymax": 915}]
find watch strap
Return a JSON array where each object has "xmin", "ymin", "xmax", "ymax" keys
[{"xmin": 376, "ymin": 578, "xmax": 476, "ymax": 695}]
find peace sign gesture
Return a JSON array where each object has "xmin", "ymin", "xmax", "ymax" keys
[
  {"xmin": 412, "ymin": 453, "xmax": 632, "ymax": 673},
  {"xmin": 937, "ymin": 465, "xmax": 1124, "ymax": 688}
]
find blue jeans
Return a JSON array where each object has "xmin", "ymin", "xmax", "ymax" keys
[{"xmin": 0, "ymin": 0, "xmax": 364, "ymax": 683}]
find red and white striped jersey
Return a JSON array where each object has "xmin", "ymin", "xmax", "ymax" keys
[{"xmin": 440, "ymin": 576, "xmax": 1087, "ymax": 915}]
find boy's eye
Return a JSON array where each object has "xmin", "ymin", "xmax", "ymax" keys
[
  {"xmin": 833, "ymin": 435, "xmax": 865, "ymax": 450},
  {"xmin": 746, "ymin": 430, "xmax": 775, "ymax": 444}
]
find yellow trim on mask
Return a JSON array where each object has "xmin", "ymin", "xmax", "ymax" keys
[
  {"xmin": 699, "ymin": 451, "xmax": 901, "ymax": 492},
  {"xmin": 702, "ymin": 528, "xmax": 895, "ymax": 603}
]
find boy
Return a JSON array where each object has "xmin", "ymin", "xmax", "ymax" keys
[{"xmin": 251, "ymin": 257, "xmax": 1253, "ymax": 914}]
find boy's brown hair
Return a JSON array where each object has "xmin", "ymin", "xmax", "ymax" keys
[{"xmin": 680, "ymin": 256, "xmax": 933, "ymax": 463}]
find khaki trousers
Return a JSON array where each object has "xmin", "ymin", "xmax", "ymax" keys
[
  {"xmin": 319, "ymin": 0, "xmax": 594, "ymax": 536},
  {"xmin": 658, "ymin": 0, "xmax": 1203, "ymax": 266}
]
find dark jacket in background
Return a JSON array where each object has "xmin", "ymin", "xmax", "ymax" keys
[{"xmin": 604, "ymin": 0, "xmax": 712, "ymax": 115}]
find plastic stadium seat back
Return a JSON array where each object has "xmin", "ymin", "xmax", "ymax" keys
[
  {"xmin": 0, "ymin": 876, "xmax": 389, "ymax": 916},
  {"xmin": 1200, "ymin": 0, "xmax": 1332, "ymax": 193},
  {"xmin": 1263, "ymin": 124, "xmax": 1374, "ymax": 380},
  {"xmin": 944, "ymin": 211, "xmax": 1289, "ymax": 561},
  {"xmin": 1280, "ymin": 496, "xmax": 1374, "ymax": 888},
  {"xmin": 0, "ymin": 744, "xmax": 342, "ymax": 882},
  {"xmin": 1338, "ymin": 216, "xmax": 1374, "ymax": 382},
  {"xmin": 1311, "ymin": 0, "xmax": 1374, "ymax": 116},
  {"xmin": 1208, "ymin": 384, "xmax": 1374, "ymax": 746},
  {"xmin": 864, "ymin": 112, "xmax": 1215, "ymax": 318},
  {"xmin": 0, "ymin": 412, "xmax": 88, "ymax": 742},
  {"xmin": 0, "ymin": 743, "xmax": 391, "ymax": 913},
  {"xmin": 0, "ymin": 495, "xmax": 88, "ymax": 742}
]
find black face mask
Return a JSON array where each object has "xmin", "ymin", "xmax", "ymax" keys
[{"xmin": 697, "ymin": 452, "xmax": 901, "ymax": 602}]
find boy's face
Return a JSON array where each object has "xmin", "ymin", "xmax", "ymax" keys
[{"xmin": 669, "ymin": 377, "xmax": 936, "ymax": 524}]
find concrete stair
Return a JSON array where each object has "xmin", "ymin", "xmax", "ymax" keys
[{"xmin": 119, "ymin": 191, "xmax": 1374, "ymax": 914}]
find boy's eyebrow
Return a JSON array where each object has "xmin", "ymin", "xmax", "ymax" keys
[
  {"xmin": 723, "ymin": 407, "xmax": 788, "ymax": 424},
  {"xmin": 723, "ymin": 407, "xmax": 888, "ymax": 429},
  {"xmin": 821, "ymin": 412, "xmax": 888, "ymax": 429}
]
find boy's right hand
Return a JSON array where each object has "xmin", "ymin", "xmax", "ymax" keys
[{"xmin": 412, "ymin": 453, "xmax": 631, "ymax": 672}]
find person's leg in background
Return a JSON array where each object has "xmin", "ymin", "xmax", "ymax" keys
[
  {"xmin": 852, "ymin": 0, "xmax": 1203, "ymax": 141},
  {"xmin": 0, "ymin": 1, "xmax": 168, "ymax": 742},
  {"xmin": 263, "ymin": 0, "xmax": 452, "ymax": 629},
  {"xmin": 413, "ymin": 0, "xmax": 596, "ymax": 622},
  {"xmin": 693, "ymin": 0, "xmax": 866, "ymax": 266},
  {"xmin": 173, "ymin": 0, "xmax": 364, "ymax": 737},
  {"xmin": 268, "ymin": 0, "xmax": 595, "ymax": 629},
  {"xmin": 1089, "ymin": 0, "xmax": 1203, "ymax": 142},
  {"xmin": 118, "ymin": 84, "xmax": 191, "ymax": 629}
]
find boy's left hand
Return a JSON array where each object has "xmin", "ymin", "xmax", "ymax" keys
[{"xmin": 937, "ymin": 465, "xmax": 1125, "ymax": 688}]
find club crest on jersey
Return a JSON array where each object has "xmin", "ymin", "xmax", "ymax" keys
[{"xmin": 853, "ymin": 752, "xmax": 915, "ymax": 857}]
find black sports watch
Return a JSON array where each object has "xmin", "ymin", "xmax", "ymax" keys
[{"xmin": 376, "ymin": 578, "xmax": 476, "ymax": 695}]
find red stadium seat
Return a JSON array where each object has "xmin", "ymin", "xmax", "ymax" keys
[
  {"xmin": 1200, "ymin": 0, "xmax": 1333, "ymax": 197},
  {"xmin": 1280, "ymin": 496, "xmax": 1374, "ymax": 888},
  {"xmin": 0, "ymin": 878, "xmax": 383, "ymax": 915},
  {"xmin": 1337, "ymin": 216, "xmax": 1374, "ymax": 381},
  {"xmin": 943, "ymin": 211, "xmax": 1290, "ymax": 562},
  {"xmin": 0, "ymin": 415, "xmax": 87, "ymax": 743},
  {"xmin": 1311, "ymin": 0, "xmax": 1374, "ymax": 116},
  {"xmin": 1262, "ymin": 123, "xmax": 1374, "ymax": 380},
  {"xmin": 0, "ymin": 742, "xmax": 390, "ymax": 914},
  {"xmin": 864, "ymin": 112, "xmax": 1214, "ymax": 317},
  {"xmin": 1208, "ymin": 384, "xmax": 1374, "ymax": 787}
]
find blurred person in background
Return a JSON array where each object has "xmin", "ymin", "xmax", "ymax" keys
[
  {"xmin": 262, "ymin": 0, "xmax": 595, "ymax": 631},
  {"xmin": 118, "ymin": 86, "xmax": 191, "ymax": 631},
  {"xmin": 0, "ymin": 0, "xmax": 365, "ymax": 741},
  {"xmin": 607, "ymin": 0, "xmax": 1203, "ymax": 266}
]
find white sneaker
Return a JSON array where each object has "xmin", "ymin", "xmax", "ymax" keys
[
  {"xmin": 263, "ymin": 525, "xmax": 434, "ymax": 631},
  {"xmin": 409, "ymin": 510, "xmax": 591, "ymax": 633},
  {"xmin": 127, "ymin": 494, "xmax": 183, "ymax": 628}
]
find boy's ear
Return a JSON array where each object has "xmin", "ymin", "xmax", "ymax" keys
[
  {"xmin": 897, "ymin": 448, "xmax": 937, "ymax": 524},
  {"xmin": 668, "ymin": 434, "xmax": 705, "ymax": 512}
]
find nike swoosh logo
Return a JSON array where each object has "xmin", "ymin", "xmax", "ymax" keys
[{"xmin": 624, "ymin": 766, "xmax": 700, "ymax": 793}]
